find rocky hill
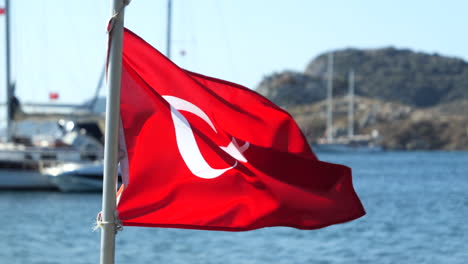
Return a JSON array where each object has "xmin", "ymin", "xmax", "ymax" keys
[
  {"xmin": 306, "ymin": 48, "xmax": 468, "ymax": 107},
  {"xmin": 257, "ymin": 47, "xmax": 468, "ymax": 108},
  {"xmin": 256, "ymin": 48, "xmax": 468, "ymax": 150}
]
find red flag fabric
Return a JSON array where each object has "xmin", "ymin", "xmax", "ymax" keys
[
  {"xmin": 49, "ymin": 92, "xmax": 59, "ymax": 100},
  {"xmin": 0, "ymin": 8, "xmax": 5, "ymax": 15},
  {"xmin": 116, "ymin": 28, "xmax": 365, "ymax": 231}
]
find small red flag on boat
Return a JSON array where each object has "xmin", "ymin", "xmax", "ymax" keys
[
  {"xmin": 0, "ymin": 8, "xmax": 5, "ymax": 15},
  {"xmin": 49, "ymin": 92, "xmax": 59, "ymax": 100},
  {"xmin": 116, "ymin": 28, "xmax": 365, "ymax": 231}
]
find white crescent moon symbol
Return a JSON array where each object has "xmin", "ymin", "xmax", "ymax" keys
[{"xmin": 162, "ymin": 96, "xmax": 248, "ymax": 179}]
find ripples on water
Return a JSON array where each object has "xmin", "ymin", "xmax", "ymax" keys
[{"xmin": 0, "ymin": 152, "xmax": 467, "ymax": 264}]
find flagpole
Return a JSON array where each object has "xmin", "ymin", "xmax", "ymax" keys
[
  {"xmin": 100, "ymin": 0, "xmax": 126, "ymax": 264},
  {"xmin": 166, "ymin": 0, "xmax": 172, "ymax": 59}
]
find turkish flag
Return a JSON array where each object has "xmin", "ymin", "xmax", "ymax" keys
[
  {"xmin": 0, "ymin": 8, "xmax": 5, "ymax": 15},
  {"xmin": 116, "ymin": 28, "xmax": 365, "ymax": 231}
]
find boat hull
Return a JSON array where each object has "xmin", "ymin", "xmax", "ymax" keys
[
  {"xmin": 313, "ymin": 143, "xmax": 383, "ymax": 153},
  {"xmin": 43, "ymin": 162, "xmax": 104, "ymax": 192},
  {"xmin": 0, "ymin": 169, "xmax": 55, "ymax": 190},
  {"xmin": 48, "ymin": 173, "xmax": 102, "ymax": 192}
]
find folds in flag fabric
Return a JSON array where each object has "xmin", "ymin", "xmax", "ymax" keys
[{"xmin": 117, "ymin": 28, "xmax": 365, "ymax": 231}]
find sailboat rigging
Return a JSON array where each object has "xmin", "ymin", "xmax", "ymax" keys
[
  {"xmin": 24, "ymin": 0, "xmax": 175, "ymax": 192},
  {"xmin": 0, "ymin": 0, "xmax": 106, "ymax": 189},
  {"xmin": 314, "ymin": 53, "xmax": 382, "ymax": 152},
  {"xmin": 348, "ymin": 70, "xmax": 355, "ymax": 138}
]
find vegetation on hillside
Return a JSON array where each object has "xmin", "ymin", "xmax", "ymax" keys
[{"xmin": 257, "ymin": 47, "xmax": 468, "ymax": 107}]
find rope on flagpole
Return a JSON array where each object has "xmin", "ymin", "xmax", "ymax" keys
[
  {"xmin": 94, "ymin": 211, "xmax": 123, "ymax": 233},
  {"xmin": 107, "ymin": 0, "xmax": 131, "ymax": 34}
]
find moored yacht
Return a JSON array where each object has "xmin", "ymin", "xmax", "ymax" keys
[
  {"xmin": 41, "ymin": 161, "xmax": 106, "ymax": 192},
  {"xmin": 0, "ymin": 117, "xmax": 105, "ymax": 189}
]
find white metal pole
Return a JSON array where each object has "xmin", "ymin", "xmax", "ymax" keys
[
  {"xmin": 166, "ymin": 0, "xmax": 172, "ymax": 59},
  {"xmin": 4, "ymin": 0, "xmax": 12, "ymax": 141},
  {"xmin": 100, "ymin": 0, "xmax": 126, "ymax": 263},
  {"xmin": 326, "ymin": 52, "xmax": 334, "ymax": 142}
]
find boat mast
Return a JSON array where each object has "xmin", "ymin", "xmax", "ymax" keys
[
  {"xmin": 348, "ymin": 70, "xmax": 355, "ymax": 138},
  {"xmin": 166, "ymin": 0, "xmax": 172, "ymax": 59},
  {"xmin": 326, "ymin": 52, "xmax": 333, "ymax": 142},
  {"xmin": 4, "ymin": 0, "xmax": 12, "ymax": 141},
  {"xmin": 88, "ymin": 63, "xmax": 106, "ymax": 111}
]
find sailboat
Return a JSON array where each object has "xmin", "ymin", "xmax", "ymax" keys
[
  {"xmin": 40, "ymin": 0, "xmax": 174, "ymax": 192},
  {"xmin": 0, "ymin": 0, "xmax": 106, "ymax": 189},
  {"xmin": 314, "ymin": 53, "xmax": 382, "ymax": 152},
  {"xmin": 41, "ymin": 0, "xmax": 179, "ymax": 192}
]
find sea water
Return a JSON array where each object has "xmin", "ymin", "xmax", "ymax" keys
[{"xmin": 0, "ymin": 151, "xmax": 467, "ymax": 264}]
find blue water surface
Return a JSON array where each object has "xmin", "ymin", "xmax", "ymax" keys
[{"xmin": 0, "ymin": 151, "xmax": 467, "ymax": 264}]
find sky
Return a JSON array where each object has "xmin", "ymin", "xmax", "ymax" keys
[{"xmin": 1, "ymin": 0, "xmax": 468, "ymax": 112}]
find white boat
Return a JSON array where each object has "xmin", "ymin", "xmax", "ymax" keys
[
  {"xmin": 41, "ymin": 161, "xmax": 105, "ymax": 192},
  {"xmin": 42, "ymin": 161, "xmax": 121, "ymax": 192},
  {"xmin": 0, "ymin": 118, "xmax": 105, "ymax": 189},
  {"xmin": 0, "ymin": 168, "xmax": 53, "ymax": 190},
  {"xmin": 314, "ymin": 133, "xmax": 382, "ymax": 153}
]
